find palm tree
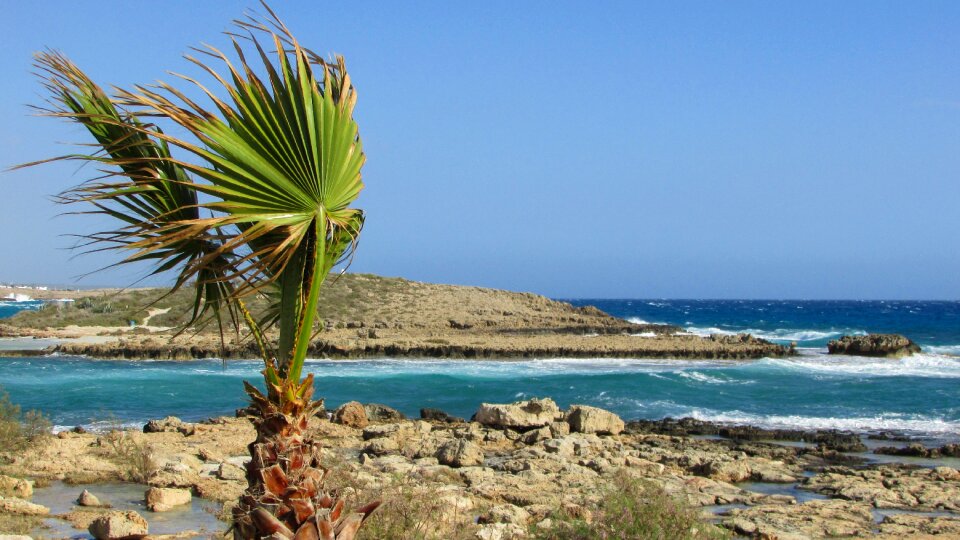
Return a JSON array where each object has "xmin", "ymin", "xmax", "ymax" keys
[{"xmin": 23, "ymin": 5, "xmax": 379, "ymax": 539}]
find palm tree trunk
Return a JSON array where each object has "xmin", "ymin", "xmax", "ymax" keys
[{"xmin": 232, "ymin": 386, "xmax": 378, "ymax": 539}]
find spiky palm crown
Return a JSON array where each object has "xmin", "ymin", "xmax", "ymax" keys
[{"xmin": 22, "ymin": 3, "xmax": 379, "ymax": 538}]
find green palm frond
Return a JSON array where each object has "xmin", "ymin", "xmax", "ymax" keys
[
  {"xmin": 23, "ymin": 3, "xmax": 366, "ymax": 388},
  {"xmin": 20, "ymin": 51, "xmax": 238, "ymax": 330}
]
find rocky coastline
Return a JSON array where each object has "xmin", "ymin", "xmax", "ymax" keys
[
  {"xmin": 2, "ymin": 399, "xmax": 958, "ymax": 539},
  {"xmin": 0, "ymin": 274, "xmax": 793, "ymax": 361},
  {"xmin": 13, "ymin": 329, "xmax": 790, "ymax": 361}
]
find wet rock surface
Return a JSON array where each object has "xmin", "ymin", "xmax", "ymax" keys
[{"xmin": 828, "ymin": 333, "xmax": 921, "ymax": 358}]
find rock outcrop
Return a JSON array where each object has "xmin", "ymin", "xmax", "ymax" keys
[
  {"xmin": 143, "ymin": 416, "xmax": 195, "ymax": 436},
  {"xmin": 145, "ymin": 487, "xmax": 192, "ymax": 512},
  {"xmin": 88, "ymin": 510, "xmax": 148, "ymax": 539},
  {"xmin": 77, "ymin": 489, "xmax": 105, "ymax": 507},
  {"xmin": 827, "ymin": 333, "xmax": 921, "ymax": 357},
  {"xmin": 473, "ymin": 398, "xmax": 561, "ymax": 429},
  {"xmin": 331, "ymin": 401, "xmax": 368, "ymax": 428},
  {"xmin": 0, "ymin": 496, "xmax": 49, "ymax": 515},
  {"xmin": 566, "ymin": 404, "xmax": 625, "ymax": 435}
]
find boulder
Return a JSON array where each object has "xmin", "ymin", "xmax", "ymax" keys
[
  {"xmin": 363, "ymin": 403, "xmax": 406, "ymax": 423},
  {"xmin": 143, "ymin": 416, "xmax": 195, "ymax": 436},
  {"xmin": 566, "ymin": 405, "xmax": 624, "ymax": 435},
  {"xmin": 0, "ymin": 475, "xmax": 32, "ymax": 498},
  {"xmin": 77, "ymin": 489, "xmax": 105, "ymax": 507},
  {"xmin": 0, "ymin": 496, "xmax": 49, "ymax": 515},
  {"xmin": 827, "ymin": 334, "xmax": 921, "ymax": 358},
  {"xmin": 0, "ymin": 536, "xmax": 34, "ymax": 540},
  {"xmin": 436, "ymin": 439, "xmax": 484, "ymax": 468},
  {"xmin": 149, "ymin": 453, "xmax": 201, "ymax": 487},
  {"xmin": 217, "ymin": 462, "xmax": 245, "ymax": 481},
  {"xmin": 332, "ymin": 401, "xmax": 368, "ymax": 428},
  {"xmin": 473, "ymin": 398, "xmax": 560, "ymax": 430},
  {"xmin": 145, "ymin": 487, "xmax": 192, "ymax": 512},
  {"xmin": 88, "ymin": 510, "xmax": 148, "ymax": 539}
]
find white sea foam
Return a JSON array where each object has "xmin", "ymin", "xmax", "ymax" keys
[
  {"xmin": 926, "ymin": 345, "xmax": 960, "ymax": 357},
  {"xmin": 677, "ymin": 371, "xmax": 730, "ymax": 384},
  {"xmin": 760, "ymin": 353, "xmax": 960, "ymax": 379},
  {"xmin": 684, "ymin": 326, "xmax": 865, "ymax": 343},
  {"xmin": 683, "ymin": 409, "xmax": 960, "ymax": 436}
]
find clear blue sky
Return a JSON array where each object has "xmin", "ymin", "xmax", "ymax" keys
[{"xmin": 2, "ymin": 1, "xmax": 959, "ymax": 299}]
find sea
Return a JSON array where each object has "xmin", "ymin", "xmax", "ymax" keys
[{"xmin": 1, "ymin": 299, "xmax": 958, "ymax": 441}]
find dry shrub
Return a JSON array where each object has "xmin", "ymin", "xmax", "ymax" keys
[
  {"xmin": 98, "ymin": 428, "xmax": 158, "ymax": 482},
  {"xmin": 323, "ymin": 453, "xmax": 481, "ymax": 540},
  {"xmin": 0, "ymin": 387, "xmax": 51, "ymax": 455},
  {"xmin": 534, "ymin": 471, "xmax": 730, "ymax": 540},
  {"xmin": 0, "ymin": 513, "xmax": 45, "ymax": 536}
]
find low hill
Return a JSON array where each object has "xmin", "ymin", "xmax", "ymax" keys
[{"xmin": 4, "ymin": 273, "xmax": 662, "ymax": 335}]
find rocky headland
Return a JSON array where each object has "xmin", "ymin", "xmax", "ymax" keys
[
  {"xmin": 0, "ymin": 274, "xmax": 790, "ymax": 360},
  {"xmin": 2, "ymin": 399, "xmax": 958, "ymax": 539},
  {"xmin": 828, "ymin": 334, "xmax": 922, "ymax": 358}
]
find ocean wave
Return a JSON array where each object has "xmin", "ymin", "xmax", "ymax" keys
[
  {"xmin": 759, "ymin": 354, "xmax": 960, "ymax": 378},
  {"xmin": 685, "ymin": 326, "xmax": 865, "ymax": 343},
  {"xmin": 676, "ymin": 371, "xmax": 742, "ymax": 385},
  {"xmin": 926, "ymin": 345, "xmax": 960, "ymax": 357},
  {"xmin": 52, "ymin": 420, "xmax": 143, "ymax": 434},
  {"xmin": 683, "ymin": 409, "xmax": 960, "ymax": 436}
]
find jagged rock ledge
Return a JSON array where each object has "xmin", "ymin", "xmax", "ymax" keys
[
  {"xmin": 828, "ymin": 333, "xmax": 921, "ymax": 358},
  {"xmin": 40, "ymin": 330, "xmax": 791, "ymax": 360}
]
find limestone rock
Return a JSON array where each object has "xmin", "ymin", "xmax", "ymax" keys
[
  {"xmin": 0, "ymin": 496, "xmax": 49, "ymax": 515},
  {"xmin": 479, "ymin": 504, "xmax": 531, "ymax": 525},
  {"xmin": 437, "ymin": 439, "xmax": 484, "ymax": 468},
  {"xmin": 473, "ymin": 398, "xmax": 560, "ymax": 430},
  {"xmin": 722, "ymin": 499, "xmax": 873, "ymax": 539},
  {"xmin": 827, "ymin": 333, "xmax": 921, "ymax": 358},
  {"xmin": 0, "ymin": 475, "xmax": 32, "ymax": 499},
  {"xmin": 475, "ymin": 522, "xmax": 526, "ymax": 540},
  {"xmin": 566, "ymin": 405, "xmax": 624, "ymax": 435},
  {"xmin": 332, "ymin": 401, "xmax": 368, "ymax": 428},
  {"xmin": 364, "ymin": 403, "xmax": 406, "ymax": 423},
  {"xmin": 878, "ymin": 513, "xmax": 960, "ymax": 536},
  {"xmin": 88, "ymin": 510, "xmax": 148, "ymax": 539},
  {"xmin": 145, "ymin": 487, "xmax": 192, "ymax": 512},
  {"xmin": 77, "ymin": 489, "xmax": 105, "ymax": 507},
  {"xmin": 364, "ymin": 437, "xmax": 400, "ymax": 456},
  {"xmin": 217, "ymin": 462, "xmax": 245, "ymax": 481},
  {"xmin": 143, "ymin": 416, "xmax": 195, "ymax": 436},
  {"xmin": 149, "ymin": 453, "xmax": 201, "ymax": 487},
  {"xmin": 803, "ymin": 464, "xmax": 960, "ymax": 511}
]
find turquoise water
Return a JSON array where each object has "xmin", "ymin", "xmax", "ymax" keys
[
  {"xmin": 0, "ymin": 299, "xmax": 44, "ymax": 319},
  {"xmin": 0, "ymin": 300, "xmax": 958, "ymax": 439},
  {"xmin": 0, "ymin": 355, "xmax": 957, "ymax": 440}
]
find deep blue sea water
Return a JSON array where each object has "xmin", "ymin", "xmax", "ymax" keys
[{"xmin": 1, "ymin": 299, "xmax": 958, "ymax": 439}]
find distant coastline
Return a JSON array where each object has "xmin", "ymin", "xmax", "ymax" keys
[{"xmin": 0, "ymin": 274, "xmax": 790, "ymax": 361}]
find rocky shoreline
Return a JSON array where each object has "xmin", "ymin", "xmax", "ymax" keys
[
  {"xmin": 2, "ymin": 400, "xmax": 958, "ymax": 539},
  {"xmin": 0, "ymin": 274, "xmax": 792, "ymax": 361},
  {"xmin": 25, "ymin": 329, "xmax": 791, "ymax": 361}
]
